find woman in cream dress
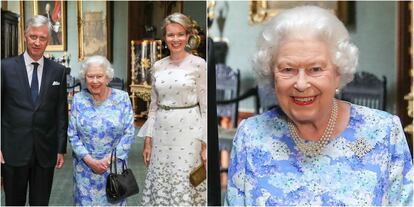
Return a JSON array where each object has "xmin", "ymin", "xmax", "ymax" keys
[{"xmin": 138, "ymin": 13, "xmax": 207, "ymax": 206}]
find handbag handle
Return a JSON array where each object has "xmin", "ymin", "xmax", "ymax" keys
[
  {"xmin": 109, "ymin": 150, "xmax": 117, "ymax": 174},
  {"xmin": 109, "ymin": 149, "xmax": 127, "ymax": 174}
]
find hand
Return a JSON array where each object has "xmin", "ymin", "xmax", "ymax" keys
[
  {"xmin": 0, "ymin": 150, "xmax": 5, "ymax": 164},
  {"xmin": 201, "ymin": 143, "xmax": 207, "ymax": 167},
  {"xmin": 143, "ymin": 137, "xmax": 152, "ymax": 167},
  {"xmin": 84, "ymin": 155, "xmax": 109, "ymax": 174},
  {"xmin": 103, "ymin": 154, "xmax": 112, "ymax": 165},
  {"xmin": 55, "ymin": 153, "xmax": 64, "ymax": 169}
]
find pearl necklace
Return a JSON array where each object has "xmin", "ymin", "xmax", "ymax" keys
[
  {"xmin": 287, "ymin": 99, "xmax": 338, "ymax": 157},
  {"xmin": 93, "ymin": 87, "xmax": 111, "ymax": 106}
]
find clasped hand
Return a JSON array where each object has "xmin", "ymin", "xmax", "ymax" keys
[{"xmin": 83, "ymin": 154, "xmax": 111, "ymax": 174}]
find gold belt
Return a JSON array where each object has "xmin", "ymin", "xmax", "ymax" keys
[{"xmin": 158, "ymin": 103, "xmax": 199, "ymax": 110}]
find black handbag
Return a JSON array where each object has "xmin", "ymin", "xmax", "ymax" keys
[{"xmin": 106, "ymin": 150, "xmax": 139, "ymax": 203}]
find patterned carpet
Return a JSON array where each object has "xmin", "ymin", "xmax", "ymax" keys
[{"xmin": 1, "ymin": 127, "xmax": 147, "ymax": 206}]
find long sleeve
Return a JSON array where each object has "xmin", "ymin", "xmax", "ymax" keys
[
  {"xmin": 225, "ymin": 120, "xmax": 249, "ymax": 206},
  {"xmin": 116, "ymin": 92, "xmax": 135, "ymax": 160},
  {"xmin": 68, "ymin": 94, "xmax": 90, "ymax": 159},
  {"xmin": 137, "ymin": 66, "xmax": 159, "ymax": 138},
  {"xmin": 383, "ymin": 115, "xmax": 413, "ymax": 205},
  {"xmin": 57, "ymin": 65, "xmax": 68, "ymax": 153},
  {"xmin": 196, "ymin": 59, "xmax": 207, "ymax": 143}
]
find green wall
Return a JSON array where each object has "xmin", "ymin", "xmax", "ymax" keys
[{"xmin": 209, "ymin": 1, "xmax": 398, "ymax": 113}]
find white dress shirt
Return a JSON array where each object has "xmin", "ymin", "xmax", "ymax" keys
[{"xmin": 23, "ymin": 51, "xmax": 44, "ymax": 91}]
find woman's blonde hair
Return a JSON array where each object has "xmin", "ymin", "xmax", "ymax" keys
[{"xmin": 161, "ymin": 12, "xmax": 193, "ymax": 37}]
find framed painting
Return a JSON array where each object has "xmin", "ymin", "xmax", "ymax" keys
[
  {"xmin": 77, "ymin": 0, "xmax": 112, "ymax": 61},
  {"xmin": 33, "ymin": 0, "xmax": 67, "ymax": 51},
  {"xmin": 249, "ymin": 0, "xmax": 354, "ymax": 26}
]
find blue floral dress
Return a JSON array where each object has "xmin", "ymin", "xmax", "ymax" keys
[
  {"xmin": 68, "ymin": 88, "xmax": 135, "ymax": 206},
  {"xmin": 226, "ymin": 103, "xmax": 413, "ymax": 206}
]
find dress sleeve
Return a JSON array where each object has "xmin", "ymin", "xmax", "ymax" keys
[
  {"xmin": 196, "ymin": 59, "xmax": 207, "ymax": 143},
  {"xmin": 116, "ymin": 92, "xmax": 136, "ymax": 160},
  {"xmin": 383, "ymin": 115, "xmax": 413, "ymax": 205},
  {"xmin": 225, "ymin": 120, "xmax": 249, "ymax": 206},
  {"xmin": 68, "ymin": 94, "xmax": 90, "ymax": 159},
  {"xmin": 137, "ymin": 65, "xmax": 159, "ymax": 138}
]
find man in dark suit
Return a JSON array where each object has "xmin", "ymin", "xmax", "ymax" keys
[{"xmin": 1, "ymin": 15, "xmax": 68, "ymax": 205}]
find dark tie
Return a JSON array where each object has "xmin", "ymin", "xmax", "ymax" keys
[{"xmin": 31, "ymin": 62, "xmax": 39, "ymax": 103}]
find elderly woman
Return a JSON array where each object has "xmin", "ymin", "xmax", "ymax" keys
[
  {"xmin": 225, "ymin": 6, "xmax": 413, "ymax": 206},
  {"xmin": 138, "ymin": 12, "xmax": 207, "ymax": 205},
  {"xmin": 68, "ymin": 55, "xmax": 135, "ymax": 205}
]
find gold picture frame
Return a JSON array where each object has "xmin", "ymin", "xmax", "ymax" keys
[
  {"xmin": 77, "ymin": 0, "xmax": 112, "ymax": 61},
  {"xmin": 249, "ymin": 0, "xmax": 354, "ymax": 26},
  {"xmin": 33, "ymin": 0, "xmax": 67, "ymax": 51},
  {"xmin": 19, "ymin": 1, "xmax": 25, "ymax": 54}
]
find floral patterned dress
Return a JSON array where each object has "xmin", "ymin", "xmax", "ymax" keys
[
  {"xmin": 226, "ymin": 103, "xmax": 413, "ymax": 206},
  {"xmin": 138, "ymin": 54, "xmax": 207, "ymax": 206},
  {"xmin": 68, "ymin": 88, "xmax": 135, "ymax": 206}
]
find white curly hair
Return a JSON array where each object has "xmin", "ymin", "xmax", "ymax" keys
[
  {"xmin": 79, "ymin": 55, "xmax": 114, "ymax": 82},
  {"xmin": 253, "ymin": 5, "xmax": 358, "ymax": 88}
]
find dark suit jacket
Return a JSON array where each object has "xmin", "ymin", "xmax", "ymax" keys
[{"xmin": 1, "ymin": 55, "xmax": 68, "ymax": 168}]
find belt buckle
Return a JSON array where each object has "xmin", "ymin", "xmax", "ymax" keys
[{"xmin": 164, "ymin": 105, "xmax": 171, "ymax": 110}]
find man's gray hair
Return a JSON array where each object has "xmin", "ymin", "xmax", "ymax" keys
[{"xmin": 25, "ymin": 15, "xmax": 51, "ymax": 34}]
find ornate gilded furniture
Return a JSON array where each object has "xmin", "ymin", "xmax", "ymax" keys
[
  {"xmin": 397, "ymin": 1, "xmax": 412, "ymax": 153},
  {"xmin": 130, "ymin": 39, "xmax": 163, "ymax": 119},
  {"xmin": 188, "ymin": 19, "xmax": 202, "ymax": 56}
]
